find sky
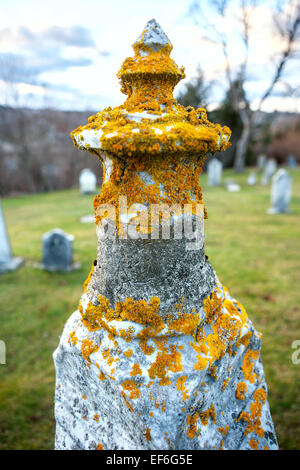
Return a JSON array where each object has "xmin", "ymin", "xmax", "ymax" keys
[{"xmin": 0, "ymin": 0, "xmax": 299, "ymax": 113}]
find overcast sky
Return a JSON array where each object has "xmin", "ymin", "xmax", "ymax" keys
[{"xmin": 0, "ymin": 0, "xmax": 299, "ymax": 112}]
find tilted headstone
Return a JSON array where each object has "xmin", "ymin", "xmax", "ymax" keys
[
  {"xmin": 257, "ymin": 154, "xmax": 266, "ymax": 172},
  {"xmin": 42, "ymin": 228, "xmax": 77, "ymax": 272},
  {"xmin": 54, "ymin": 19, "xmax": 278, "ymax": 450},
  {"xmin": 287, "ymin": 154, "xmax": 297, "ymax": 168},
  {"xmin": 79, "ymin": 168, "xmax": 97, "ymax": 194},
  {"xmin": 261, "ymin": 158, "xmax": 277, "ymax": 185},
  {"xmin": 268, "ymin": 169, "xmax": 292, "ymax": 214},
  {"xmin": 0, "ymin": 200, "xmax": 23, "ymax": 273},
  {"xmin": 247, "ymin": 172, "xmax": 257, "ymax": 186},
  {"xmin": 207, "ymin": 158, "xmax": 222, "ymax": 186}
]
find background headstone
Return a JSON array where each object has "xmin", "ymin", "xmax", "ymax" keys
[
  {"xmin": 225, "ymin": 180, "xmax": 241, "ymax": 192},
  {"xmin": 79, "ymin": 168, "xmax": 97, "ymax": 194},
  {"xmin": 41, "ymin": 228, "xmax": 79, "ymax": 272},
  {"xmin": 0, "ymin": 200, "xmax": 23, "ymax": 273},
  {"xmin": 261, "ymin": 158, "xmax": 277, "ymax": 185},
  {"xmin": 268, "ymin": 169, "xmax": 292, "ymax": 214},
  {"xmin": 257, "ymin": 154, "xmax": 266, "ymax": 172},
  {"xmin": 287, "ymin": 154, "xmax": 297, "ymax": 168},
  {"xmin": 247, "ymin": 172, "xmax": 257, "ymax": 186},
  {"xmin": 207, "ymin": 158, "xmax": 222, "ymax": 186}
]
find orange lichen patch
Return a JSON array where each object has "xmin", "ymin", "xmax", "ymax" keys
[
  {"xmin": 236, "ymin": 387, "xmax": 267, "ymax": 438},
  {"xmin": 168, "ymin": 312, "xmax": 200, "ymax": 336},
  {"xmin": 218, "ymin": 425, "xmax": 229, "ymax": 436},
  {"xmin": 144, "ymin": 428, "xmax": 151, "ymax": 442},
  {"xmin": 235, "ymin": 331, "xmax": 252, "ymax": 351},
  {"xmin": 93, "ymin": 414, "xmax": 99, "ymax": 423},
  {"xmin": 121, "ymin": 391, "xmax": 134, "ymax": 412},
  {"xmin": 186, "ymin": 404, "xmax": 216, "ymax": 439},
  {"xmin": 249, "ymin": 438, "xmax": 258, "ymax": 450},
  {"xmin": 82, "ymin": 395, "xmax": 86, "ymax": 400},
  {"xmin": 83, "ymin": 264, "xmax": 94, "ymax": 293},
  {"xmin": 68, "ymin": 331, "xmax": 78, "ymax": 345},
  {"xmin": 203, "ymin": 292, "xmax": 223, "ymax": 324},
  {"xmin": 241, "ymin": 350, "xmax": 260, "ymax": 383},
  {"xmin": 199, "ymin": 404, "xmax": 216, "ymax": 426},
  {"xmin": 148, "ymin": 345, "xmax": 182, "ymax": 382},
  {"xmin": 176, "ymin": 376, "xmax": 189, "ymax": 401},
  {"xmin": 187, "ymin": 413, "xmax": 198, "ymax": 439},
  {"xmin": 138, "ymin": 339, "xmax": 155, "ymax": 355},
  {"xmin": 124, "ymin": 349, "xmax": 133, "ymax": 358},
  {"xmin": 236, "ymin": 382, "xmax": 248, "ymax": 400},
  {"xmin": 96, "ymin": 443, "xmax": 103, "ymax": 450},
  {"xmin": 130, "ymin": 363, "xmax": 142, "ymax": 376},
  {"xmin": 81, "ymin": 339, "xmax": 99, "ymax": 363},
  {"xmin": 149, "ymin": 411, "xmax": 154, "ymax": 417},
  {"xmin": 121, "ymin": 379, "xmax": 141, "ymax": 399},
  {"xmin": 98, "ymin": 371, "xmax": 106, "ymax": 381},
  {"xmin": 222, "ymin": 377, "xmax": 230, "ymax": 391},
  {"xmin": 224, "ymin": 299, "xmax": 248, "ymax": 324}
]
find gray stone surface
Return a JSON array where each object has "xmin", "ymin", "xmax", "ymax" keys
[
  {"xmin": 207, "ymin": 158, "xmax": 222, "ymax": 186},
  {"xmin": 268, "ymin": 169, "xmax": 292, "ymax": 214},
  {"xmin": 79, "ymin": 168, "xmax": 97, "ymax": 194},
  {"xmin": 0, "ymin": 200, "xmax": 23, "ymax": 273},
  {"xmin": 42, "ymin": 228, "xmax": 77, "ymax": 272}
]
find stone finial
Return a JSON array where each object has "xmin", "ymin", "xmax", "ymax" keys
[{"xmin": 133, "ymin": 19, "xmax": 172, "ymax": 55}]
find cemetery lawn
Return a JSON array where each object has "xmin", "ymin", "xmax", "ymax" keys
[{"xmin": 0, "ymin": 168, "xmax": 299, "ymax": 450}]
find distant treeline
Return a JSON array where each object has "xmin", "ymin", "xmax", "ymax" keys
[
  {"xmin": 0, "ymin": 106, "xmax": 299, "ymax": 196},
  {"xmin": 0, "ymin": 106, "xmax": 103, "ymax": 196}
]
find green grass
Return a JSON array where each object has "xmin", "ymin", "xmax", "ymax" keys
[{"xmin": 0, "ymin": 168, "xmax": 299, "ymax": 450}]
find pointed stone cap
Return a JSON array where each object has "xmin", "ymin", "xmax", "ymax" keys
[{"xmin": 133, "ymin": 19, "xmax": 172, "ymax": 55}]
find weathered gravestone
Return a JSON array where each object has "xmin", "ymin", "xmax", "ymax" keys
[
  {"xmin": 79, "ymin": 168, "xmax": 97, "ymax": 194},
  {"xmin": 261, "ymin": 159, "xmax": 277, "ymax": 185},
  {"xmin": 257, "ymin": 154, "xmax": 266, "ymax": 172},
  {"xmin": 247, "ymin": 172, "xmax": 257, "ymax": 186},
  {"xmin": 268, "ymin": 169, "xmax": 292, "ymax": 214},
  {"xmin": 0, "ymin": 200, "xmax": 23, "ymax": 273},
  {"xmin": 207, "ymin": 158, "xmax": 222, "ymax": 186},
  {"xmin": 287, "ymin": 154, "xmax": 297, "ymax": 168},
  {"xmin": 53, "ymin": 19, "xmax": 278, "ymax": 451},
  {"xmin": 42, "ymin": 228, "xmax": 79, "ymax": 272}
]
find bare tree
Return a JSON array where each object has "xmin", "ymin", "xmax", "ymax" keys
[{"xmin": 188, "ymin": 0, "xmax": 300, "ymax": 171}]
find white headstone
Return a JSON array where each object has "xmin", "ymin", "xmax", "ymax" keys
[
  {"xmin": 0, "ymin": 201, "xmax": 23, "ymax": 273},
  {"xmin": 247, "ymin": 172, "xmax": 257, "ymax": 186},
  {"xmin": 257, "ymin": 154, "xmax": 266, "ymax": 171},
  {"xmin": 207, "ymin": 158, "xmax": 222, "ymax": 186},
  {"xmin": 42, "ymin": 228, "xmax": 78, "ymax": 272},
  {"xmin": 268, "ymin": 169, "xmax": 292, "ymax": 214},
  {"xmin": 79, "ymin": 168, "xmax": 97, "ymax": 194},
  {"xmin": 225, "ymin": 180, "xmax": 241, "ymax": 192},
  {"xmin": 261, "ymin": 159, "xmax": 277, "ymax": 185}
]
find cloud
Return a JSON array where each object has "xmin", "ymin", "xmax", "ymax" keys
[
  {"xmin": 0, "ymin": 52, "xmax": 93, "ymax": 83},
  {"xmin": 0, "ymin": 25, "xmax": 97, "ymax": 49},
  {"xmin": 0, "ymin": 25, "xmax": 110, "ymax": 86}
]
